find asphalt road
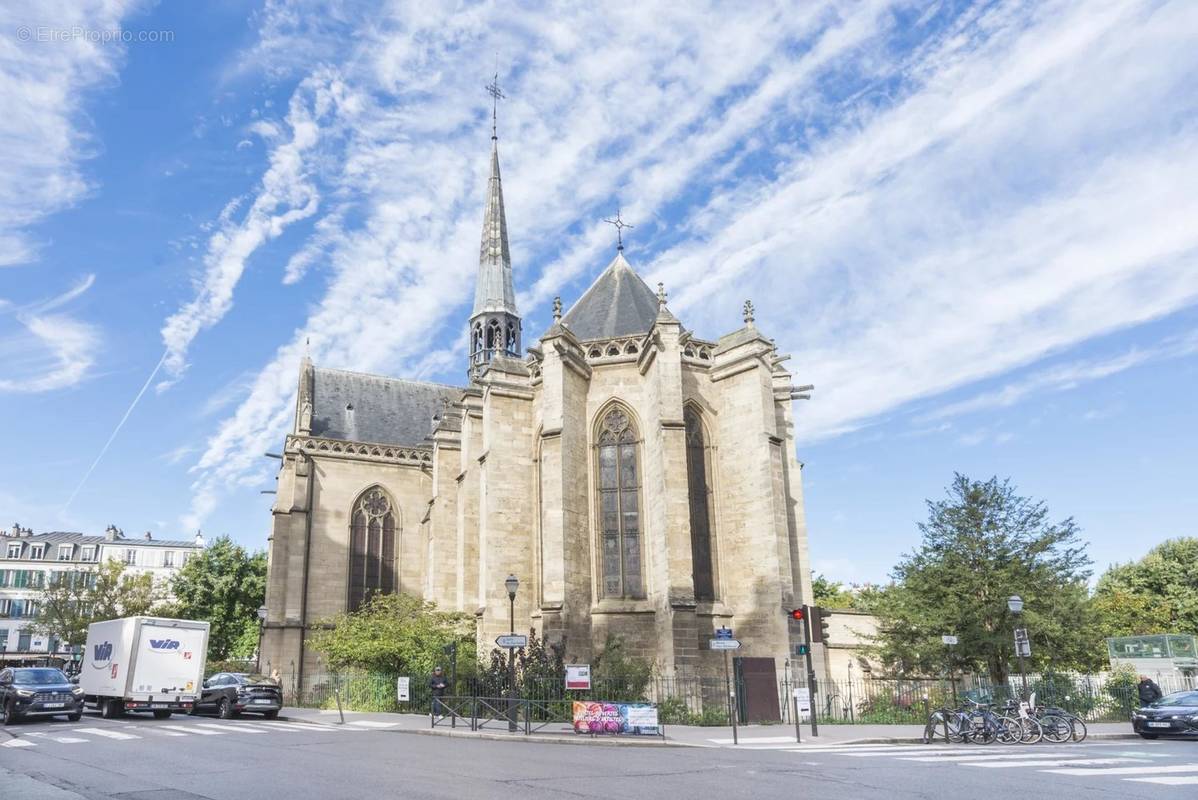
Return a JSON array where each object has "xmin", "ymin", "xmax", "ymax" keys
[{"xmin": 2, "ymin": 712, "xmax": 1195, "ymax": 799}]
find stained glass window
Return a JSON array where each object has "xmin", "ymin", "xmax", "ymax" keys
[
  {"xmin": 348, "ymin": 486, "xmax": 397, "ymax": 612},
  {"xmin": 685, "ymin": 407, "xmax": 717, "ymax": 601},
  {"xmin": 597, "ymin": 407, "xmax": 643, "ymax": 598}
]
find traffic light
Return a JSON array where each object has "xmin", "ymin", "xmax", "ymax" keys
[
  {"xmin": 788, "ymin": 608, "xmax": 805, "ymax": 621},
  {"xmin": 809, "ymin": 606, "xmax": 832, "ymax": 643}
]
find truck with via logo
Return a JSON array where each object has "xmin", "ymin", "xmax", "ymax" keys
[{"xmin": 80, "ymin": 617, "xmax": 210, "ymax": 719}]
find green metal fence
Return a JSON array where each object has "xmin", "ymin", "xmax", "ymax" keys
[{"xmin": 282, "ymin": 670, "xmax": 1197, "ymax": 726}]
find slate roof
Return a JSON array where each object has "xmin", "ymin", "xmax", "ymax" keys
[
  {"xmin": 310, "ymin": 367, "xmax": 463, "ymax": 447},
  {"xmin": 558, "ymin": 252, "xmax": 661, "ymax": 341}
]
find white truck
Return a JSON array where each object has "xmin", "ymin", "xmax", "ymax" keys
[{"xmin": 80, "ymin": 617, "xmax": 209, "ymax": 719}]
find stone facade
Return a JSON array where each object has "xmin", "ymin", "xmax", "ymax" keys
[{"xmin": 260, "ymin": 130, "xmax": 818, "ymax": 688}]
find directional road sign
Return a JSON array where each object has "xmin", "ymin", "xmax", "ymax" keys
[
  {"xmin": 941, "ymin": 635, "xmax": 958, "ymax": 645},
  {"xmin": 496, "ymin": 634, "xmax": 528, "ymax": 648},
  {"xmin": 709, "ymin": 638, "xmax": 741, "ymax": 650}
]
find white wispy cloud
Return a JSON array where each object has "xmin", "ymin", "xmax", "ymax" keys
[
  {"xmin": 178, "ymin": 0, "xmax": 1198, "ymax": 528},
  {"xmin": 0, "ymin": 274, "xmax": 101, "ymax": 393},
  {"xmin": 158, "ymin": 70, "xmax": 334, "ymax": 383},
  {"xmin": 0, "ymin": 1, "xmax": 143, "ymax": 266},
  {"xmin": 922, "ymin": 331, "xmax": 1198, "ymax": 422}
]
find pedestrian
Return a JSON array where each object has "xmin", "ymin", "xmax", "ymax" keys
[
  {"xmin": 1137, "ymin": 674, "xmax": 1163, "ymax": 706},
  {"xmin": 429, "ymin": 666, "xmax": 449, "ymax": 720}
]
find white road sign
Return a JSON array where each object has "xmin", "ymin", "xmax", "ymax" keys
[
  {"xmin": 942, "ymin": 635, "xmax": 958, "ymax": 645},
  {"xmin": 396, "ymin": 676, "xmax": 410, "ymax": 702},
  {"xmin": 496, "ymin": 634, "xmax": 528, "ymax": 648},
  {"xmin": 709, "ymin": 639, "xmax": 741, "ymax": 650}
]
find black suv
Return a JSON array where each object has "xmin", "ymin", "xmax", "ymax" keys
[
  {"xmin": 1, "ymin": 667, "xmax": 85, "ymax": 724},
  {"xmin": 194, "ymin": 673, "xmax": 282, "ymax": 719}
]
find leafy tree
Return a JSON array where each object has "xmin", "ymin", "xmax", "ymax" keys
[
  {"xmin": 870, "ymin": 474, "xmax": 1097, "ymax": 683},
  {"xmin": 30, "ymin": 560, "xmax": 159, "ymax": 648},
  {"xmin": 1092, "ymin": 538, "xmax": 1198, "ymax": 636},
  {"xmin": 812, "ymin": 573, "xmax": 857, "ymax": 609},
  {"xmin": 165, "ymin": 536, "xmax": 267, "ymax": 661},
  {"xmin": 591, "ymin": 634, "xmax": 652, "ymax": 697},
  {"xmin": 308, "ymin": 592, "xmax": 475, "ymax": 677}
]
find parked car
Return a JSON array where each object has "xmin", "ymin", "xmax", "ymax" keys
[
  {"xmin": 0, "ymin": 667, "xmax": 85, "ymax": 724},
  {"xmin": 193, "ymin": 673, "xmax": 283, "ymax": 719},
  {"xmin": 1132, "ymin": 690, "xmax": 1198, "ymax": 739}
]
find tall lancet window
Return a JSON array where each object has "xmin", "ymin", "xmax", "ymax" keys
[
  {"xmin": 596, "ymin": 406, "xmax": 643, "ymax": 598},
  {"xmin": 685, "ymin": 406, "xmax": 717, "ymax": 601},
  {"xmin": 348, "ymin": 486, "xmax": 397, "ymax": 612}
]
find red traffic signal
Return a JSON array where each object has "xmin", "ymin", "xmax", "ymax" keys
[{"xmin": 789, "ymin": 608, "xmax": 805, "ymax": 621}]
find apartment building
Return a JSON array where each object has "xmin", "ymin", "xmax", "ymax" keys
[{"xmin": 0, "ymin": 523, "xmax": 204, "ymax": 665}]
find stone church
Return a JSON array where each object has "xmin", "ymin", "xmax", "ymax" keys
[{"xmin": 261, "ymin": 119, "xmax": 817, "ymax": 689}]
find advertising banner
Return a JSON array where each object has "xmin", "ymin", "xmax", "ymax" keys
[{"xmin": 572, "ymin": 701, "xmax": 660, "ymax": 736}]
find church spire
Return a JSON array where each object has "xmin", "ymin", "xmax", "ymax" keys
[{"xmin": 469, "ymin": 72, "xmax": 521, "ymax": 378}]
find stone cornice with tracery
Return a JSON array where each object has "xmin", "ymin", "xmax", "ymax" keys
[{"xmin": 285, "ymin": 434, "xmax": 432, "ymax": 467}]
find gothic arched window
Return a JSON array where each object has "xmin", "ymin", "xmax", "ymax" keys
[
  {"xmin": 685, "ymin": 406, "xmax": 717, "ymax": 601},
  {"xmin": 348, "ymin": 486, "xmax": 397, "ymax": 612},
  {"xmin": 473, "ymin": 324, "xmax": 483, "ymax": 354},
  {"xmin": 486, "ymin": 320, "xmax": 500, "ymax": 351},
  {"xmin": 596, "ymin": 406, "xmax": 643, "ymax": 598}
]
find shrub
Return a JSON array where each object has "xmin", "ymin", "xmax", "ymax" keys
[{"xmin": 656, "ymin": 696, "xmax": 696, "ymax": 725}]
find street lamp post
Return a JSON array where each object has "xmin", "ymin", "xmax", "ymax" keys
[
  {"xmin": 256, "ymin": 605, "xmax": 268, "ymax": 673},
  {"xmin": 1007, "ymin": 595, "xmax": 1029, "ymax": 701},
  {"xmin": 505, "ymin": 574, "xmax": 519, "ymax": 732}
]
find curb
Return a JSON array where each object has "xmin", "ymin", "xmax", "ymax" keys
[{"xmin": 276, "ymin": 714, "xmax": 682, "ymax": 747}]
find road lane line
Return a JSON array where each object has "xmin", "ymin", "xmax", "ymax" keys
[
  {"xmin": 194, "ymin": 723, "xmax": 264, "ymax": 734},
  {"xmin": 1044, "ymin": 764, "xmax": 1198, "ymax": 777},
  {"xmin": 347, "ymin": 720, "xmax": 400, "ymax": 728},
  {"xmin": 1, "ymin": 739, "xmax": 36, "ymax": 747},
  {"xmin": 965, "ymin": 758, "xmax": 1148, "ymax": 769},
  {"xmin": 898, "ymin": 752, "xmax": 1092, "ymax": 762},
  {"xmin": 26, "ymin": 732, "xmax": 89, "ymax": 744},
  {"xmin": 158, "ymin": 724, "xmax": 227, "ymax": 735},
  {"xmin": 261, "ymin": 722, "xmax": 345, "ymax": 732},
  {"xmin": 1126, "ymin": 777, "xmax": 1198, "ymax": 785},
  {"xmin": 73, "ymin": 727, "xmax": 140, "ymax": 740}
]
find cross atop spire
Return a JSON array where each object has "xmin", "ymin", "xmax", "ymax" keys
[
  {"xmin": 485, "ymin": 70, "xmax": 504, "ymax": 140},
  {"xmin": 603, "ymin": 209, "xmax": 634, "ymax": 251}
]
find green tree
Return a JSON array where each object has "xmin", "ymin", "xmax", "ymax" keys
[
  {"xmin": 308, "ymin": 593, "xmax": 475, "ymax": 676},
  {"xmin": 1091, "ymin": 538, "xmax": 1198, "ymax": 636},
  {"xmin": 166, "ymin": 536, "xmax": 267, "ymax": 661},
  {"xmin": 812, "ymin": 573, "xmax": 857, "ymax": 609},
  {"xmin": 30, "ymin": 560, "xmax": 159, "ymax": 648},
  {"xmin": 871, "ymin": 474, "xmax": 1098, "ymax": 683}
]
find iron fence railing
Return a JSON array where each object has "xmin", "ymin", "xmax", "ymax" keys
[{"xmin": 279, "ymin": 669, "xmax": 1197, "ymax": 726}]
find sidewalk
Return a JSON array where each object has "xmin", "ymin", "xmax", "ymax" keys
[{"xmin": 278, "ymin": 707, "xmax": 1139, "ymax": 747}]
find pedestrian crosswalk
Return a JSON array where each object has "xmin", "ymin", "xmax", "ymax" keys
[
  {"xmin": 755, "ymin": 741, "xmax": 1198, "ymax": 788},
  {"xmin": 1, "ymin": 716, "xmax": 398, "ymax": 749}
]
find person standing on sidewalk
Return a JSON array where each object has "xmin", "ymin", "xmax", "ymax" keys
[
  {"xmin": 1137, "ymin": 675, "xmax": 1163, "ymax": 706},
  {"xmin": 429, "ymin": 666, "xmax": 448, "ymax": 719}
]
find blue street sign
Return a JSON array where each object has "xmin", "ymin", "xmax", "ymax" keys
[{"xmin": 715, "ymin": 627, "xmax": 733, "ymax": 640}]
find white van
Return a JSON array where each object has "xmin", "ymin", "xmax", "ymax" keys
[{"xmin": 79, "ymin": 617, "xmax": 209, "ymax": 719}]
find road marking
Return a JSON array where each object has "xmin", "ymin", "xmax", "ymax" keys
[
  {"xmin": 26, "ymin": 732, "xmax": 89, "ymax": 744},
  {"xmin": 898, "ymin": 751, "xmax": 1094, "ymax": 762},
  {"xmin": 1126, "ymin": 777, "xmax": 1198, "ymax": 785},
  {"xmin": 225, "ymin": 723, "xmax": 272, "ymax": 732},
  {"xmin": 74, "ymin": 727, "xmax": 140, "ymax": 740},
  {"xmin": 708, "ymin": 736, "xmax": 798, "ymax": 745},
  {"xmin": 965, "ymin": 758, "xmax": 1148, "ymax": 769},
  {"xmin": 158, "ymin": 724, "xmax": 226, "ymax": 735},
  {"xmin": 2, "ymin": 738, "xmax": 36, "ymax": 748},
  {"xmin": 194, "ymin": 723, "xmax": 260, "ymax": 734},
  {"xmin": 260, "ymin": 722, "xmax": 345, "ymax": 732},
  {"xmin": 346, "ymin": 720, "xmax": 399, "ymax": 729},
  {"xmin": 1045, "ymin": 764, "xmax": 1198, "ymax": 777},
  {"xmin": 144, "ymin": 727, "xmax": 189, "ymax": 737}
]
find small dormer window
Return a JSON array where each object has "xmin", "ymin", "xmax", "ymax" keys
[
  {"xmin": 80, "ymin": 545, "xmax": 96, "ymax": 562},
  {"xmin": 5, "ymin": 543, "xmax": 19, "ymax": 559},
  {"xmin": 57, "ymin": 545, "xmax": 73, "ymax": 561},
  {"xmin": 29, "ymin": 544, "xmax": 45, "ymax": 560}
]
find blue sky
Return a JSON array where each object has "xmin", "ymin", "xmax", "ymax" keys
[{"xmin": 2, "ymin": 0, "xmax": 1195, "ymax": 585}]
